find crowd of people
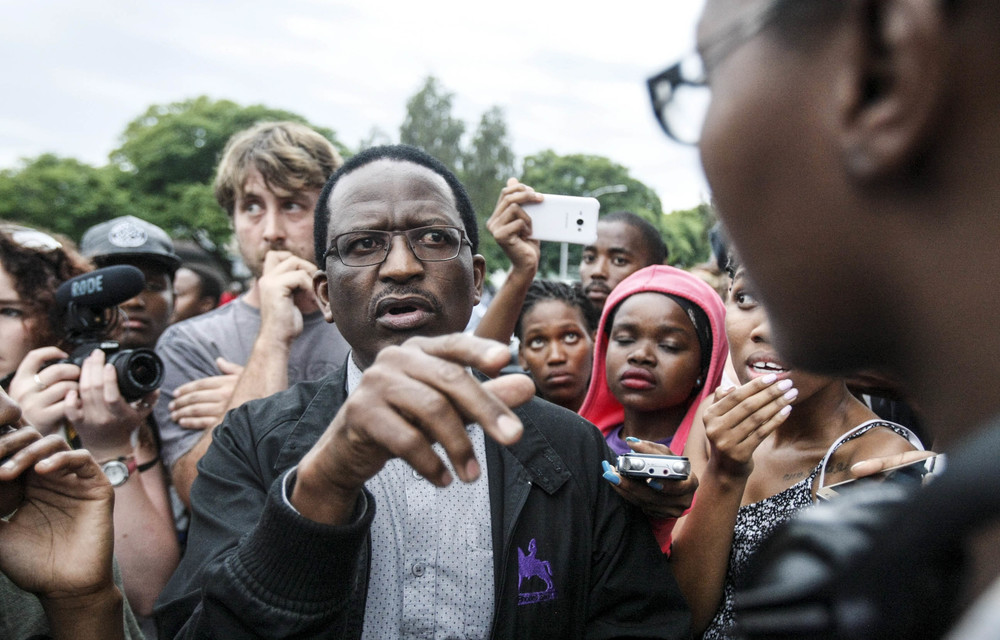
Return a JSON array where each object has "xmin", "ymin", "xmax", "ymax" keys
[{"xmin": 2, "ymin": 2, "xmax": 997, "ymax": 637}]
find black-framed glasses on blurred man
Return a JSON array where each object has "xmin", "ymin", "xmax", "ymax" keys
[
  {"xmin": 647, "ymin": 54, "xmax": 709, "ymax": 146},
  {"xmin": 324, "ymin": 225, "xmax": 471, "ymax": 267},
  {"xmin": 0, "ymin": 224, "xmax": 63, "ymax": 251},
  {"xmin": 647, "ymin": 0, "xmax": 789, "ymax": 145}
]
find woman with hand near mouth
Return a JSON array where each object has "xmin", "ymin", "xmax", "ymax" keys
[
  {"xmin": 580, "ymin": 264, "xmax": 729, "ymax": 552},
  {"xmin": 670, "ymin": 257, "xmax": 923, "ymax": 639}
]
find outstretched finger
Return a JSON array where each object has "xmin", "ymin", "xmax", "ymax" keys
[
  {"xmin": 850, "ymin": 450, "xmax": 936, "ymax": 479},
  {"xmin": 403, "ymin": 334, "xmax": 517, "ymax": 379}
]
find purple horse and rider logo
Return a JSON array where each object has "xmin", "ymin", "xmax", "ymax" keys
[{"xmin": 517, "ymin": 538, "xmax": 557, "ymax": 605}]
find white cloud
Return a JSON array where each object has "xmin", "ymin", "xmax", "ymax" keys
[{"xmin": 1, "ymin": 0, "xmax": 709, "ymax": 210}]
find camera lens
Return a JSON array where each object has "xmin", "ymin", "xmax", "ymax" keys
[{"xmin": 107, "ymin": 348, "xmax": 164, "ymax": 401}]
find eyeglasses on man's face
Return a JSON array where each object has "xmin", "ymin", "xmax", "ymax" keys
[
  {"xmin": 647, "ymin": 54, "xmax": 710, "ymax": 146},
  {"xmin": 647, "ymin": 0, "xmax": 789, "ymax": 146},
  {"xmin": 324, "ymin": 225, "xmax": 471, "ymax": 267}
]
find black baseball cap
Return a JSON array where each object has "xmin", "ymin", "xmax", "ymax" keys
[{"xmin": 80, "ymin": 216, "xmax": 181, "ymax": 274}]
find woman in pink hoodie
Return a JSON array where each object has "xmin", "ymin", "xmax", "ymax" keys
[{"xmin": 579, "ymin": 264, "xmax": 729, "ymax": 552}]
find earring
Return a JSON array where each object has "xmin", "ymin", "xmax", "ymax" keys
[{"xmin": 695, "ymin": 377, "xmax": 703, "ymax": 388}]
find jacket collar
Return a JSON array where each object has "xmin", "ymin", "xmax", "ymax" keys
[{"xmin": 273, "ymin": 365, "xmax": 349, "ymax": 474}]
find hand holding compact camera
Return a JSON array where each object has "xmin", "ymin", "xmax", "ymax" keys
[{"xmin": 616, "ymin": 453, "xmax": 692, "ymax": 481}]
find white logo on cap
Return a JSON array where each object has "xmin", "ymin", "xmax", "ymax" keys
[{"xmin": 108, "ymin": 221, "xmax": 148, "ymax": 248}]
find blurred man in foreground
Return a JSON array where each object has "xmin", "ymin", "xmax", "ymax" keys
[{"xmin": 648, "ymin": 0, "xmax": 1000, "ymax": 637}]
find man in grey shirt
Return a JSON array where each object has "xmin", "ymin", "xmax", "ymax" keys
[{"xmin": 155, "ymin": 122, "xmax": 349, "ymax": 506}]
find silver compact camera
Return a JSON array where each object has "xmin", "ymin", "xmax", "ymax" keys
[{"xmin": 616, "ymin": 453, "xmax": 691, "ymax": 480}]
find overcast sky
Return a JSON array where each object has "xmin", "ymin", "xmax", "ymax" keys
[{"xmin": 1, "ymin": 0, "xmax": 709, "ymax": 213}]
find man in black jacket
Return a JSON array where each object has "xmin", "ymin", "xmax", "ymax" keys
[{"xmin": 156, "ymin": 145, "xmax": 691, "ymax": 639}]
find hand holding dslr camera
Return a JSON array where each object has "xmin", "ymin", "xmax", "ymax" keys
[{"xmin": 45, "ymin": 265, "xmax": 164, "ymax": 401}]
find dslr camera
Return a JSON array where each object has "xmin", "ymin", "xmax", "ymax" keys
[{"xmin": 49, "ymin": 265, "xmax": 164, "ymax": 401}]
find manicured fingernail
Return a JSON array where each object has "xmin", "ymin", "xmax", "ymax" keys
[
  {"xmin": 762, "ymin": 373, "xmax": 777, "ymax": 384},
  {"xmin": 625, "ymin": 436, "xmax": 641, "ymax": 443},
  {"xmin": 783, "ymin": 388, "xmax": 799, "ymax": 401},
  {"xmin": 777, "ymin": 379, "xmax": 794, "ymax": 391},
  {"xmin": 602, "ymin": 469, "xmax": 621, "ymax": 486},
  {"xmin": 779, "ymin": 405, "xmax": 792, "ymax": 416},
  {"xmin": 464, "ymin": 458, "xmax": 480, "ymax": 481},
  {"xmin": 648, "ymin": 480, "xmax": 664, "ymax": 491}
]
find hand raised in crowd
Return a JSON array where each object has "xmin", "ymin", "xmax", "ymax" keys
[
  {"xmin": 8, "ymin": 347, "xmax": 81, "ymax": 436},
  {"xmin": 64, "ymin": 349, "xmax": 156, "ymax": 460},
  {"xmin": 702, "ymin": 374, "xmax": 799, "ymax": 480},
  {"xmin": 474, "ymin": 179, "xmax": 545, "ymax": 343},
  {"xmin": 601, "ymin": 438, "xmax": 699, "ymax": 519},
  {"xmin": 487, "ymin": 178, "xmax": 543, "ymax": 273},
  {"xmin": 292, "ymin": 334, "xmax": 536, "ymax": 526},
  {"xmin": 0, "ymin": 410, "xmax": 124, "ymax": 640},
  {"xmin": 257, "ymin": 250, "xmax": 321, "ymax": 345},
  {"xmin": 169, "ymin": 356, "xmax": 244, "ymax": 430}
]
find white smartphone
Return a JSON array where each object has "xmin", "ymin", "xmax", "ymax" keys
[{"xmin": 523, "ymin": 194, "xmax": 600, "ymax": 245}]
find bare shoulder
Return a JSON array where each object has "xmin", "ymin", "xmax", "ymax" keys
[{"xmin": 826, "ymin": 423, "xmax": 919, "ymax": 479}]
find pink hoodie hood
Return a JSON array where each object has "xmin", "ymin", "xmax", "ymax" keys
[{"xmin": 580, "ymin": 264, "xmax": 728, "ymax": 452}]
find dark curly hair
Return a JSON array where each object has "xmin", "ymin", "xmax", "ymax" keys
[
  {"xmin": 0, "ymin": 225, "xmax": 93, "ymax": 350},
  {"xmin": 515, "ymin": 279, "xmax": 599, "ymax": 341}
]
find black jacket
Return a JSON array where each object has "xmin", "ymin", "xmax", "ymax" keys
[{"xmin": 156, "ymin": 365, "xmax": 691, "ymax": 639}]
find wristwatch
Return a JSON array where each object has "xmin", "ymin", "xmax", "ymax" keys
[{"xmin": 101, "ymin": 456, "xmax": 138, "ymax": 487}]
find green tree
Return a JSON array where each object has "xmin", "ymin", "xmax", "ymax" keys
[
  {"xmin": 0, "ymin": 154, "xmax": 129, "ymax": 240},
  {"xmin": 518, "ymin": 151, "xmax": 665, "ymax": 277},
  {"xmin": 660, "ymin": 202, "xmax": 715, "ymax": 269},
  {"xmin": 397, "ymin": 78, "xmax": 517, "ymax": 275},
  {"xmin": 108, "ymin": 96, "xmax": 347, "ymax": 253},
  {"xmin": 399, "ymin": 77, "xmax": 466, "ymax": 171},
  {"xmin": 462, "ymin": 107, "xmax": 517, "ymax": 272}
]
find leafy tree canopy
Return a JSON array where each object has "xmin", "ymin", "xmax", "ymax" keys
[
  {"xmin": 659, "ymin": 201, "xmax": 715, "ymax": 270},
  {"xmin": 110, "ymin": 96, "xmax": 346, "ymax": 195},
  {"xmin": 398, "ymin": 77, "xmax": 516, "ymax": 274},
  {"xmin": 0, "ymin": 154, "xmax": 129, "ymax": 240}
]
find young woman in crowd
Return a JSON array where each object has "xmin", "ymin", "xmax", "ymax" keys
[
  {"xmin": 671, "ymin": 256, "xmax": 923, "ymax": 638},
  {"xmin": 579, "ymin": 264, "xmax": 729, "ymax": 551},
  {"xmin": 0, "ymin": 224, "xmax": 91, "ymax": 394},
  {"xmin": 0, "ymin": 222, "xmax": 178, "ymax": 625},
  {"xmin": 513, "ymin": 280, "xmax": 598, "ymax": 412}
]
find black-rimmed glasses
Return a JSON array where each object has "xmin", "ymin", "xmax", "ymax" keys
[
  {"xmin": 647, "ymin": 54, "xmax": 709, "ymax": 146},
  {"xmin": 324, "ymin": 225, "xmax": 471, "ymax": 267},
  {"xmin": 647, "ymin": 0, "xmax": 789, "ymax": 146}
]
